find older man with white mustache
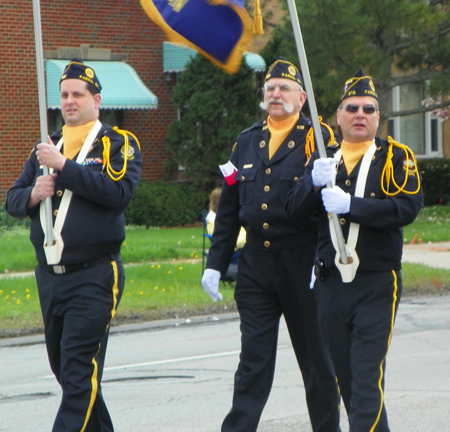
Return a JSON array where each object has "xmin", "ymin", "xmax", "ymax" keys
[
  {"xmin": 201, "ymin": 57, "xmax": 342, "ymax": 432},
  {"xmin": 259, "ymin": 85, "xmax": 298, "ymax": 115}
]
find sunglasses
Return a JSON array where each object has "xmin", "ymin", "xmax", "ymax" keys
[{"xmin": 344, "ymin": 104, "xmax": 377, "ymax": 114}]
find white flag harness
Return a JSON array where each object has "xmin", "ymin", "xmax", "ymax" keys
[
  {"xmin": 40, "ymin": 120, "xmax": 102, "ymax": 264},
  {"xmin": 329, "ymin": 140, "xmax": 376, "ymax": 283}
]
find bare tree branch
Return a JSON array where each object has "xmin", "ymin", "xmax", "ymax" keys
[
  {"xmin": 384, "ymin": 66, "xmax": 441, "ymax": 88},
  {"xmin": 385, "ymin": 99, "xmax": 450, "ymax": 118},
  {"xmin": 391, "ymin": 27, "xmax": 450, "ymax": 54}
]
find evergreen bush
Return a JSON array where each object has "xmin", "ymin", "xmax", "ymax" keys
[
  {"xmin": 419, "ymin": 158, "xmax": 450, "ymax": 206},
  {"xmin": 164, "ymin": 54, "xmax": 260, "ymax": 193},
  {"xmin": 0, "ymin": 205, "xmax": 30, "ymax": 229},
  {"xmin": 125, "ymin": 180, "xmax": 208, "ymax": 227}
]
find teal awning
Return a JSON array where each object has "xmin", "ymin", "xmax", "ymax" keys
[
  {"xmin": 163, "ymin": 42, "xmax": 266, "ymax": 73},
  {"xmin": 243, "ymin": 52, "xmax": 266, "ymax": 72},
  {"xmin": 46, "ymin": 60, "xmax": 158, "ymax": 109}
]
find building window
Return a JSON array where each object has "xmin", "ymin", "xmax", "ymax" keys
[
  {"xmin": 48, "ymin": 110, "xmax": 64, "ymax": 135},
  {"xmin": 100, "ymin": 110, "xmax": 122, "ymax": 127},
  {"xmin": 48, "ymin": 110, "xmax": 122, "ymax": 135},
  {"xmin": 389, "ymin": 83, "xmax": 443, "ymax": 157}
]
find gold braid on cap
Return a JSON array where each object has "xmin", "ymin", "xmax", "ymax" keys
[
  {"xmin": 342, "ymin": 75, "xmax": 372, "ymax": 100},
  {"xmin": 102, "ymin": 127, "xmax": 140, "ymax": 181},
  {"xmin": 305, "ymin": 116, "xmax": 336, "ymax": 159},
  {"xmin": 381, "ymin": 136, "xmax": 421, "ymax": 196}
]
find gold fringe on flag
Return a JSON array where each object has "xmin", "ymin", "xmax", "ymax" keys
[{"xmin": 253, "ymin": 0, "xmax": 264, "ymax": 35}]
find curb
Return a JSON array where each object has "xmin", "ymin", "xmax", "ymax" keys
[{"xmin": 0, "ymin": 312, "xmax": 240, "ymax": 348}]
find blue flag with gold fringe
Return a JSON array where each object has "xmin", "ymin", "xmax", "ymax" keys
[{"xmin": 140, "ymin": 0, "xmax": 254, "ymax": 74}]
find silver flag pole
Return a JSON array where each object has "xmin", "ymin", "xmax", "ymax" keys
[
  {"xmin": 286, "ymin": 0, "xmax": 348, "ymax": 264},
  {"xmin": 32, "ymin": 0, "xmax": 54, "ymax": 246}
]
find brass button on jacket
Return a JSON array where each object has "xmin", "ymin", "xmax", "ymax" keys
[
  {"xmin": 265, "ymin": 168, "xmax": 271, "ymax": 174},
  {"xmin": 339, "ymin": 218, "xmax": 346, "ymax": 225},
  {"xmin": 263, "ymin": 223, "xmax": 269, "ymax": 229},
  {"xmin": 262, "ymin": 203, "xmax": 268, "ymax": 210},
  {"xmin": 264, "ymin": 185, "xmax": 270, "ymax": 192},
  {"xmin": 264, "ymin": 241, "xmax": 270, "ymax": 248}
]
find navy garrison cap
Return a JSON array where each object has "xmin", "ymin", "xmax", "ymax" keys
[
  {"xmin": 340, "ymin": 67, "xmax": 377, "ymax": 102},
  {"xmin": 264, "ymin": 57, "xmax": 304, "ymax": 88},
  {"xmin": 59, "ymin": 58, "xmax": 102, "ymax": 93}
]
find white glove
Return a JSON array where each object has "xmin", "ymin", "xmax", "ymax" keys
[
  {"xmin": 321, "ymin": 186, "xmax": 351, "ymax": 214},
  {"xmin": 201, "ymin": 269, "xmax": 223, "ymax": 302},
  {"xmin": 311, "ymin": 158, "xmax": 336, "ymax": 187}
]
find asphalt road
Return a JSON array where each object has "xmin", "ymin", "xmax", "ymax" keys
[{"xmin": 1, "ymin": 294, "xmax": 450, "ymax": 432}]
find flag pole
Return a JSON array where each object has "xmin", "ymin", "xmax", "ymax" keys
[
  {"xmin": 32, "ymin": 0, "xmax": 54, "ymax": 246},
  {"xmin": 286, "ymin": 0, "xmax": 348, "ymax": 264}
]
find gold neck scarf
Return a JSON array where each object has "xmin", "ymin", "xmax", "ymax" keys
[
  {"xmin": 62, "ymin": 120, "xmax": 97, "ymax": 160},
  {"xmin": 267, "ymin": 113, "xmax": 299, "ymax": 159},
  {"xmin": 341, "ymin": 139, "xmax": 373, "ymax": 175}
]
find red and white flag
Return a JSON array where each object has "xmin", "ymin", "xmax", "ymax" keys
[{"xmin": 219, "ymin": 161, "xmax": 237, "ymax": 186}]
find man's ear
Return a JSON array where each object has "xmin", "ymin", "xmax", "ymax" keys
[
  {"xmin": 300, "ymin": 91, "xmax": 307, "ymax": 105},
  {"xmin": 94, "ymin": 93, "xmax": 101, "ymax": 109},
  {"xmin": 297, "ymin": 91, "xmax": 307, "ymax": 111}
]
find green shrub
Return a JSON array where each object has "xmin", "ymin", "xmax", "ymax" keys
[
  {"xmin": 125, "ymin": 180, "xmax": 208, "ymax": 227},
  {"xmin": 419, "ymin": 158, "xmax": 450, "ymax": 206},
  {"xmin": 0, "ymin": 205, "xmax": 30, "ymax": 230}
]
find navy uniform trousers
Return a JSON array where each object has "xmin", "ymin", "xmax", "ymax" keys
[
  {"xmin": 35, "ymin": 255, "xmax": 124, "ymax": 432},
  {"xmin": 314, "ymin": 267, "xmax": 402, "ymax": 432},
  {"xmin": 221, "ymin": 243, "xmax": 341, "ymax": 432}
]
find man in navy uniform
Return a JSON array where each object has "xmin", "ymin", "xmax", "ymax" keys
[
  {"xmin": 286, "ymin": 68, "xmax": 423, "ymax": 431},
  {"xmin": 201, "ymin": 57, "xmax": 341, "ymax": 432},
  {"xmin": 6, "ymin": 59, "xmax": 141, "ymax": 432}
]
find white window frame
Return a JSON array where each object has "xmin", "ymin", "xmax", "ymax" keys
[{"xmin": 390, "ymin": 84, "xmax": 443, "ymax": 158}]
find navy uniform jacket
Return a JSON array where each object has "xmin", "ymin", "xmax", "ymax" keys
[
  {"xmin": 207, "ymin": 113, "xmax": 338, "ymax": 276},
  {"xmin": 6, "ymin": 123, "xmax": 142, "ymax": 265},
  {"xmin": 286, "ymin": 136, "xmax": 423, "ymax": 271}
]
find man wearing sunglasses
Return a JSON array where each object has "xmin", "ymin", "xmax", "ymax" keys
[
  {"xmin": 287, "ymin": 68, "xmax": 423, "ymax": 431},
  {"xmin": 202, "ymin": 57, "xmax": 341, "ymax": 432}
]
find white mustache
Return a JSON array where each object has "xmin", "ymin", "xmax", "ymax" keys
[{"xmin": 260, "ymin": 98, "xmax": 294, "ymax": 113}]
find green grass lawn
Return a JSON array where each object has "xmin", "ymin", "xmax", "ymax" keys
[
  {"xmin": 121, "ymin": 225, "xmax": 205, "ymax": 263},
  {"xmin": 1, "ymin": 205, "xmax": 450, "ymax": 338},
  {"xmin": 403, "ymin": 205, "xmax": 450, "ymax": 244},
  {"xmin": 0, "ymin": 261, "xmax": 236, "ymax": 337},
  {"xmin": 0, "ymin": 225, "xmax": 206, "ymax": 273},
  {"xmin": 2, "ymin": 205, "xmax": 449, "ymax": 273}
]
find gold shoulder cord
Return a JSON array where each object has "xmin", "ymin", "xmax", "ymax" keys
[
  {"xmin": 305, "ymin": 116, "xmax": 336, "ymax": 159},
  {"xmin": 381, "ymin": 136, "xmax": 421, "ymax": 196},
  {"xmin": 102, "ymin": 127, "xmax": 141, "ymax": 181}
]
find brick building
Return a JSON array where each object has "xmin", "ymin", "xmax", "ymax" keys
[{"xmin": 0, "ymin": 0, "xmax": 177, "ymax": 200}]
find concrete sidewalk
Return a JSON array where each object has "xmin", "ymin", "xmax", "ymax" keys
[{"xmin": 402, "ymin": 241, "xmax": 450, "ymax": 269}]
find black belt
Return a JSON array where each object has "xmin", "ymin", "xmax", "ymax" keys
[{"xmin": 39, "ymin": 254, "xmax": 118, "ymax": 275}]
